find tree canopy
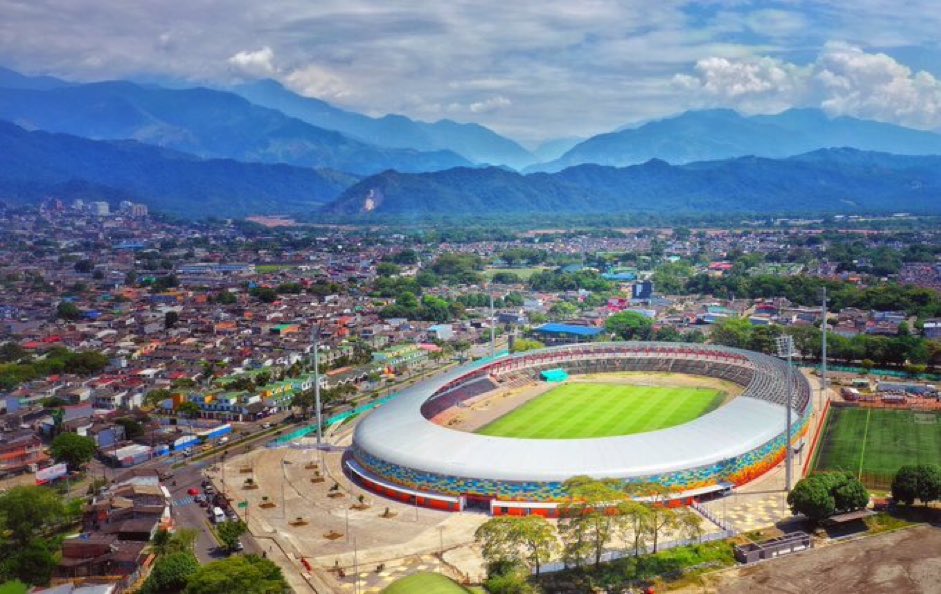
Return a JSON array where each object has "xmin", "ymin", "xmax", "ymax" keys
[
  {"xmin": 183, "ymin": 555, "xmax": 288, "ymax": 594},
  {"xmin": 787, "ymin": 472, "xmax": 869, "ymax": 523},
  {"xmin": 891, "ymin": 464, "xmax": 941, "ymax": 506},
  {"xmin": 605, "ymin": 311, "xmax": 653, "ymax": 341},
  {"xmin": 50, "ymin": 432, "xmax": 97, "ymax": 471}
]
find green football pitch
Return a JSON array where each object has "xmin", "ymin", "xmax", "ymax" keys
[
  {"xmin": 476, "ymin": 383, "xmax": 725, "ymax": 439},
  {"xmin": 813, "ymin": 407, "xmax": 941, "ymax": 485}
]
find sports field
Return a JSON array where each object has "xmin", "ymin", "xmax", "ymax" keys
[
  {"xmin": 476, "ymin": 383, "xmax": 725, "ymax": 439},
  {"xmin": 813, "ymin": 407, "xmax": 941, "ymax": 486}
]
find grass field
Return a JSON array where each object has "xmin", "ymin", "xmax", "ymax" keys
[
  {"xmin": 813, "ymin": 407, "xmax": 941, "ymax": 486},
  {"xmin": 483, "ymin": 267, "xmax": 544, "ymax": 281},
  {"xmin": 476, "ymin": 383, "xmax": 725, "ymax": 439}
]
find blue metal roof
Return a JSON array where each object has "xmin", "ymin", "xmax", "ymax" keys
[{"xmin": 534, "ymin": 323, "xmax": 603, "ymax": 337}]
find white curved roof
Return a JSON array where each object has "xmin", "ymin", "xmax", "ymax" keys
[{"xmin": 353, "ymin": 346, "xmax": 798, "ymax": 482}]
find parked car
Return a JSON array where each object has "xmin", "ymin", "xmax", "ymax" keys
[
  {"xmin": 227, "ymin": 509, "xmax": 239, "ymax": 521},
  {"xmin": 194, "ymin": 494, "xmax": 207, "ymax": 506}
]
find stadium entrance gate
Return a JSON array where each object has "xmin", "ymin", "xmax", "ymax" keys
[{"xmin": 464, "ymin": 494, "xmax": 495, "ymax": 512}]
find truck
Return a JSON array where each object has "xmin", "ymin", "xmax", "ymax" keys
[{"xmin": 212, "ymin": 506, "xmax": 226, "ymax": 524}]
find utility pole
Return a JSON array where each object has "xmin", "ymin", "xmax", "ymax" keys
[
  {"xmin": 775, "ymin": 335, "xmax": 797, "ymax": 492},
  {"xmin": 489, "ymin": 290, "xmax": 496, "ymax": 360},
  {"xmin": 312, "ymin": 325, "xmax": 323, "ymax": 446},
  {"xmin": 821, "ymin": 287, "xmax": 828, "ymax": 411}
]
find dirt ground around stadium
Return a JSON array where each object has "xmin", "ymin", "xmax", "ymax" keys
[
  {"xmin": 678, "ymin": 525, "xmax": 941, "ymax": 594},
  {"xmin": 442, "ymin": 372, "xmax": 743, "ymax": 433}
]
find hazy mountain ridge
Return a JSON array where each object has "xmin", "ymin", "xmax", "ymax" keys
[
  {"xmin": 232, "ymin": 79, "xmax": 535, "ymax": 168},
  {"xmin": 0, "ymin": 120, "xmax": 354, "ymax": 218},
  {"xmin": 325, "ymin": 148, "xmax": 941, "ymax": 216},
  {"xmin": 531, "ymin": 108, "xmax": 941, "ymax": 172},
  {"xmin": 0, "ymin": 77, "xmax": 471, "ymax": 175}
]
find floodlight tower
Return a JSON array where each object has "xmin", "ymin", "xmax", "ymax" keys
[
  {"xmin": 311, "ymin": 324, "xmax": 323, "ymax": 446},
  {"xmin": 775, "ymin": 334, "xmax": 798, "ymax": 492},
  {"xmin": 489, "ymin": 290, "xmax": 496, "ymax": 359},
  {"xmin": 820, "ymin": 287, "xmax": 828, "ymax": 412}
]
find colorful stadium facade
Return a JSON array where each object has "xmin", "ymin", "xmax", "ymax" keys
[{"xmin": 347, "ymin": 343, "xmax": 812, "ymax": 514}]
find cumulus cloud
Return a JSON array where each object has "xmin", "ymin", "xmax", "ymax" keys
[
  {"xmin": 674, "ymin": 42, "xmax": 941, "ymax": 129},
  {"xmin": 227, "ymin": 46, "xmax": 278, "ymax": 77}
]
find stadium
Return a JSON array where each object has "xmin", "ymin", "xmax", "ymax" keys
[{"xmin": 346, "ymin": 342, "xmax": 812, "ymax": 515}]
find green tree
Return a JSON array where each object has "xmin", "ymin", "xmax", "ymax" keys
[
  {"xmin": 142, "ymin": 551, "xmax": 199, "ymax": 594},
  {"xmin": 474, "ymin": 516, "xmax": 557, "ymax": 576},
  {"xmin": 376, "ymin": 262, "xmax": 401, "ymax": 277},
  {"xmin": 559, "ymin": 476, "xmax": 625, "ymax": 567},
  {"xmin": 788, "ymin": 472, "xmax": 869, "ymax": 523},
  {"xmin": 0, "ymin": 486, "xmax": 65, "ymax": 545},
  {"xmin": 115, "ymin": 417, "xmax": 145, "ymax": 440},
  {"xmin": 3, "ymin": 539, "xmax": 56, "ymax": 586},
  {"xmin": 511, "ymin": 338, "xmax": 545, "ymax": 353},
  {"xmin": 178, "ymin": 401, "xmax": 202, "ymax": 419},
  {"xmin": 216, "ymin": 520, "xmax": 247, "ymax": 552},
  {"xmin": 50, "ymin": 432, "xmax": 97, "ymax": 471},
  {"xmin": 892, "ymin": 464, "xmax": 941, "ymax": 506},
  {"xmin": 56, "ymin": 301, "xmax": 83, "ymax": 321},
  {"xmin": 605, "ymin": 311, "xmax": 653, "ymax": 341},
  {"xmin": 183, "ymin": 555, "xmax": 288, "ymax": 594},
  {"xmin": 164, "ymin": 311, "xmax": 179, "ymax": 329},
  {"xmin": 145, "ymin": 388, "xmax": 172, "ymax": 409},
  {"xmin": 73, "ymin": 259, "xmax": 94, "ymax": 274}
]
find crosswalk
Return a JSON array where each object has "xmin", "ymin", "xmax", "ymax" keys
[{"xmin": 173, "ymin": 496, "xmax": 195, "ymax": 507}]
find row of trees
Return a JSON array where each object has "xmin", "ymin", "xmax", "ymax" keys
[
  {"xmin": 142, "ymin": 528, "xmax": 285, "ymax": 594},
  {"xmin": 474, "ymin": 477, "xmax": 705, "ymax": 586},
  {"xmin": 710, "ymin": 317, "xmax": 941, "ymax": 371},
  {"xmin": 0, "ymin": 345, "xmax": 109, "ymax": 390},
  {"xmin": 786, "ymin": 472, "xmax": 869, "ymax": 523}
]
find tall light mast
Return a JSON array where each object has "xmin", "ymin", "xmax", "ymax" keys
[{"xmin": 311, "ymin": 325, "xmax": 323, "ymax": 446}]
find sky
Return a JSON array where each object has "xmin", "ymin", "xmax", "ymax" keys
[{"xmin": 2, "ymin": 0, "xmax": 941, "ymax": 145}]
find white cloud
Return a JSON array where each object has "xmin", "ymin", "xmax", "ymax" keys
[
  {"xmin": 283, "ymin": 64, "xmax": 351, "ymax": 100},
  {"xmin": 469, "ymin": 95, "xmax": 512, "ymax": 113},
  {"xmin": 227, "ymin": 46, "xmax": 277, "ymax": 77},
  {"xmin": 673, "ymin": 42, "xmax": 941, "ymax": 129}
]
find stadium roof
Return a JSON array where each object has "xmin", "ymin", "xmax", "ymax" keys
[
  {"xmin": 354, "ymin": 344, "xmax": 802, "ymax": 483},
  {"xmin": 533, "ymin": 323, "xmax": 603, "ymax": 337}
]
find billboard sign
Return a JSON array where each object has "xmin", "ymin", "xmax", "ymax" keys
[{"xmin": 35, "ymin": 463, "xmax": 68, "ymax": 485}]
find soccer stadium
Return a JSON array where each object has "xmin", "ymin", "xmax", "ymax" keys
[{"xmin": 346, "ymin": 342, "xmax": 812, "ymax": 515}]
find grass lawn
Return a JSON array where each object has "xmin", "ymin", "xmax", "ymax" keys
[
  {"xmin": 813, "ymin": 407, "xmax": 941, "ymax": 486},
  {"xmin": 255, "ymin": 264, "xmax": 296, "ymax": 274},
  {"xmin": 476, "ymin": 383, "xmax": 724, "ymax": 439},
  {"xmin": 0, "ymin": 582, "xmax": 28, "ymax": 594},
  {"xmin": 382, "ymin": 572, "xmax": 470, "ymax": 594},
  {"xmin": 483, "ymin": 267, "xmax": 544, "ymax": 281}
]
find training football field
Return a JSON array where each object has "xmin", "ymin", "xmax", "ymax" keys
[
  {"xmin": 813, "ymin": 407, "xmax": 941, "ymax": 486},
  {"xmin": 476, "ymin": 383, "xmax": 724, "ymax": 439}
]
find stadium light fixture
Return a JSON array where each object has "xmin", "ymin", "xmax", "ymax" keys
[{"xmin": 775, "ymin": 335, "xmax": 797, "ymax": 492}]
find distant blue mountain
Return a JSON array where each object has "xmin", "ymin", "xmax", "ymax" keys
[
  {"xmin": 326, "ymin": 148, "xmax": 941, "ymax": 216},
  {"xmin": 232, "ymin": 79, "xmax": 535, "ymax": 169},
  {"xmin": 531, "ymin": 136, "xmax": 584, "ymax": 162},
  {"xmin": 0, "ymin": 66, "xmax": 70, "ymax": 90},
  {"xmin": 531, "ymin": 108, "xmax": 941, "ymax": 172},
  {"xmin": 0, "ymin": 74, "xmax": 471, "ymax": 175},
  {"xmin": 0, "ymin": 120, "xmax": 355, "ymax": 218}
]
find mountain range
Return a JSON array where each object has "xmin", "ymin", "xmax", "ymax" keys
[
  {"xmin": 0, "ymin": 77, "xmax": 470, "ymax": 175},
  {"xmin": 233, "ymin": 79, "xmax": 536, "ymax": 169},
  {"xmin": 325, "ymin": 149, "xmax": 941, "ymax": 216},
  {"xmin": 0, "ymin": 121, "xmax": 352, "ymax": 218},
  {"xmin": 4, "ymin": 66, "xmax": 941, "ymax": 219},
  {"xmin": 532, "ymin": 108, "xmax": 941, "ymax": 172}
]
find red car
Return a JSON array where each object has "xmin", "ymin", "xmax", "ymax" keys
[{"xmin": 187, "ymin": 488, "xmax": 200, "ymax": 496}]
